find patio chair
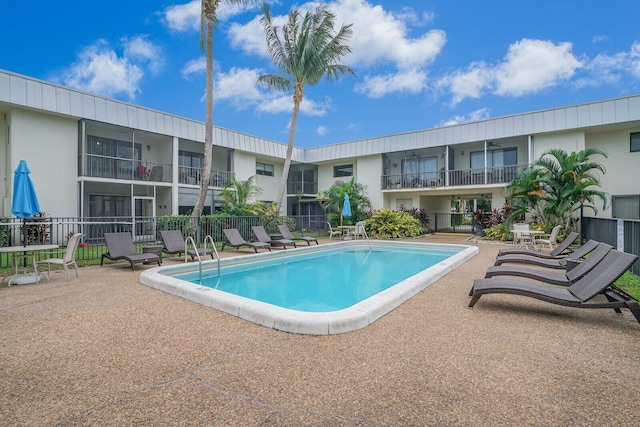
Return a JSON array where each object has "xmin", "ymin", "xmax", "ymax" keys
[
  {"xmin": 222, "ymin": 228, "xmax": 271, "ymax": 253},
  {"xmin": 252, "ymin": 225, "xmax": 296, "ymax": 249},
  {"xmin": 277, "ymin": 224, "xmax": 318, "ymax": 246},
  {"xmin": 327, "ymin": 222, "xmax": 342, "ymax": 240},
  {"xmin": 160, "ymin": 230, "xmax": 214, "ymax": 262},
  {"xmin": 498, "ymin": 231, "xmax": 578, "ymax": 258},
  {"xmin": 484, "ymin": 242, "xmax": 612, "ymax": 286},
  {"xmin": 535, "ymin": 225, "xmax": 564, "ymax": 251},
  {"xmin": 469, "ymin": 249, "xmax": 640, "ymax": 324},
  {"xmin": 494, "ymin": 239, "xmax": 599, "ymax": 269},
  {"xmin": 351, "ymin": 221, "xmax": 367, "ymax": 240},
  {"xmin": 100, "ymin": 232, "xmax": 161, "ymax": 271},
  {"xmin": 37, "ymin": 232, "xmax": 82, "ymax": 281}
]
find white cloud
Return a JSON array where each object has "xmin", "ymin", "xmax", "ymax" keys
[
  {"xmin": 494, "ymin": 39, "xmax": 582, "ymax": 96},
  {"xmin": 227, "ymin": 0, "xmax": 446, "ymax": 98},
  {"xmin": 316, "ymin": 125, "xmax": 329, "ymax": 136},
  {"xmin": 215, "ymin": 67, "xmax": 264, "ymax": 108},
  {"xmin": 162, "ymin": 0, "xmax": 260, "ymax": 33},
  {"xmin": 122, "ymin": 35, "xmax": 163, "ymax": 74},
  {"xmin": 355, "ymin": 68, "xmax": 427, "ymax": 98},
  {"xmin": 440, "ymin": 38, "xmax": 582, "ymax": 104},
  {"xmin": 438, "ymin": 108, "xmax": 491, "ymax": 127},
  {"xmin": 181, "ymin": 57, "xmax": 206, "ymax": 80},
  {"xmin": 61, "ymin": 40, "xmax": 144, "ymax": 99}
]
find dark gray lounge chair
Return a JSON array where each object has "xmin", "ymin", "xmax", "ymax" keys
[
  {"xmin": 494, "ymin": 239, "xmax": 600, "ymax": 269},
  {"xmin": 160, "ymin": 230, "xmax": 214, "ymax": 262},
  {"xmin": 252, "ymin": 225, "xmax": 296, "ymax": 249},
  {"xmin": 485, "ymin": 242, "xmax": 612, "ymax": 286},
  {"xmin": 497, "ymin": 231, "xmax": 578, "ymax": 258},
  {"xmin": 277, "ymin": 224, "xmax": 318, "ymax": 246},
  {"xmin": 469, "ymin": 249, "xmax": 640, "ymax": 324},
  {"xmin": 222, "ymin": 228, "xmax": 271, "ymax": 253},
  {"xmin": 100, "ymin": 232, "xmax": 161, "ymax": 271}
]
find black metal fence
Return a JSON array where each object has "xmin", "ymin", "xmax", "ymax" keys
[
  {"xmin": 584, "ymin": 217, "xmax": 640, "ymax": 275},
  {"xmin": 0, "ymin": 215, "xmax": 331, "ymax": 268}
]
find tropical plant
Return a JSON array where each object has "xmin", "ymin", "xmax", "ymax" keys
[
  {"xmin": 366, "ymin": 209, "xmax": 423, "ymax": 239},
  {"xmin": 218, "ymin": 175, "xmax": 264, "ymax": 216},
  {"xmin": 257, "ymin": 3, "xmax": 355, "ymax": 213},
  {"xmin": 192, "ymin": 0, "xmax": 256, "ymax": 220},
  {"xmin": 317, "ymin": 178, "xmax": 371, "ymax": 225},
  {"xmin": 506, "ymin": 148, "xmax": 608, "ymax": 232},
  {"xmin": 401, "ymin": 206, "xmax": 430, "ymax": 232}
]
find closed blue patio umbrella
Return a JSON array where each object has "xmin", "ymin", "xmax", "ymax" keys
[
  {"xmin": 12, "ymin": 160, "xmax": 41, "ymax": 247},
  {"xmin": 341, "ymin": 193, "xmax": 352, "ymax": 226}
]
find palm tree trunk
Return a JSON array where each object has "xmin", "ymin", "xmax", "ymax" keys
[
  {"xmin": 192, "ymin": 8, "xmax": 215, "ymax": 221},
  {"xmin": 276, "ymin": 86, "xmax": 303, "ymax": 213}
]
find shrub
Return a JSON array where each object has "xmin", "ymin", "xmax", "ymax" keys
[{"xmin": 366, "ymin": 209, "xmax": 423, "ymax": 239}]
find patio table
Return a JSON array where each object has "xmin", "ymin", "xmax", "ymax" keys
[{"xmin": 0, "ymin": 244, "xmax": 59, "ymax": 286}]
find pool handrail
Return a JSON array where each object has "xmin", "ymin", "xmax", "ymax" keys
[{"xmin": 184, "ymin": 235, "xmax": 220, "ymax": 282}]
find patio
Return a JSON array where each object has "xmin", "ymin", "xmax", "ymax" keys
[{"xmin": 1, "ymin": 235, "xmax": 638, "ymax": 426}]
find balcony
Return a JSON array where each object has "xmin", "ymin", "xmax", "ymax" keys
[
  {"xmin": 82, "ymin": 155, "xmax": 172, "ymax": 183},
  {"xmin": 178, "ymin": 166, "xmax": 234, "ymax": 187},
  {"xmin": 381, "ymin": 164, "xmax": 528, "ymax": 190}
]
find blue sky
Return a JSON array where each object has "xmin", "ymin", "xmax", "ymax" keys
[{"xmin": 2, "ymin": 0, "xmax": 639, "ymax": 148}]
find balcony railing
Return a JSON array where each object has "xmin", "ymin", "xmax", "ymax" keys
[
  {"xmin": 381, "ymin": 164, "xmax": 529, "ymax": 190},
  {"xmin": 178, "ymin": 166, "xmax": 234, "ymax": 187},
  {"xmin": 82, "ymin": 155, "xmax": 172, "ymax": 183}
]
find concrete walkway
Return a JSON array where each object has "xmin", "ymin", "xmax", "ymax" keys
[{"xmin": 1, "ymin": 235, "xmax": 639, "ymax": 426}]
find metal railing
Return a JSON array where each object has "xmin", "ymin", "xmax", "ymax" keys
[
  {"xmin": 178, "ymin": 166, "xmax": 235, "ymax": 187},
  {"xmin": 584, "ymin": 217, "xmax": 640, "ymax": 275},
  {"xmin": 82, "ymin": 155, "xmax": 172, "ymax": 183},
  {"xmin": 381, "ymin": 164, "xmax": 529, "ymax": 190}
]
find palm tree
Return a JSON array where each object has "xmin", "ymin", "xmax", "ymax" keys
[
  {"xmin": 317, "ymin": 178, "xmax": 371, "ymax": 225},
  {"xmin": 219, "ymin": 175, "xmax": 263, "ymax": 216},
  {"xmin": 534, "ymin": 148, "xmax": 608, "ymax": 231},
  {"xmin": 257, "ymin": 4, "xmax": 355, "ymax": 213},
  {"xmin": 507, "ymin": 148, "xmax": 608, "ymax": 232},
  {"xmin": 192, "ymin": 0, "xmax": 255, "ymax": 220}
]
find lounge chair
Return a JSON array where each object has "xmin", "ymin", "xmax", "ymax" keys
[
  {"xmin": 160, "ymin": 230, "xmax": 214, "ymax": 262},
  {"xmin": 251, "ymin": 226, "xmax": 296, "ymax": 249},
  {"xmin": 469, "ymin": 249, "xmax": 640, "ymax": 324},
  {"xmin": 498, "ymin": 231, "xmax": 578, "ymax": 258},
  {"xmin": 484, "ymin": 242, "xmax": 613, "ymax": 286},
  {"xmin": 37, "ymin": 232, "xmax": 82, "ymax": 281},
  {"xmin": 277, "ymin": 224, "xmax": 318, "ymax": 246},
  {"xmin": 494, "ymin": 239, "xmax": 599, "ymax": 269},
  {"xmin": 100, "ymin": 232, "xmax": 161, "ymax": 271},
  {"xmin": 222, "ymin": 228, "xmax": 271, "ymax": 253}
]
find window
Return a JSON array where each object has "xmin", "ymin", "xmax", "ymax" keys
[
  {"xmin": 612, "ymin": 195, "xmax": 640, "ymax": 220},
  {"xmin": 396, "ymin": 198, "xmax": 412, "ymax": 210},
  {"xmin": 470, "ymin": 147, "xmax": 517, "ymax": 169},
  {"xmin": 178, "ymin": 150, "xmax": 203, "ymax": 168},
  {"xmin": 333, "ymin": 164, "xmax": 353, "ymax": 177},
  {"xmin": 256, "ymin": 162, "xmax": 274, "ymax": 176},
  {"xmin": 631, "ymin": 132, "xmax": 640, "ymax": 152}
]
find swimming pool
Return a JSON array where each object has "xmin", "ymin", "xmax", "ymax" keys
[{"xmin": 140, "ymin": 240, "xmax": 478, "ymax": 334}]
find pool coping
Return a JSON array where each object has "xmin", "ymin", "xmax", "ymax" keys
[{"xmin": 139, "ymin": 240, "xmax": 479, "ymax": 335}]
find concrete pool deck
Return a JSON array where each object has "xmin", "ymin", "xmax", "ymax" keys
[{"xmin": 1, "ymin": 234, "xmax": 639, "ymax": 426}]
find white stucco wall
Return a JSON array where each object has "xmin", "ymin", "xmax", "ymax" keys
[
  {"xmin": 532, "ymin": 131, "xmax": 586, "ymax": 158},
  {"xmin": 10, "ymin": 109, "xmax": 78, "ymax": 217},
  {"xmin": 587, "ymin": 127, "xmax": 640, "ymax": 218}
]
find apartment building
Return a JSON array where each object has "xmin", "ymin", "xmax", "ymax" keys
[{"xmin": 2, "ymin": 69, "xmax": 640, "ymax": 225}]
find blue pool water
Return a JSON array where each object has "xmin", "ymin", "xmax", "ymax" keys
[{"xmin": 174, "ymin": 246, "xmax": 456, "ymax": 312}]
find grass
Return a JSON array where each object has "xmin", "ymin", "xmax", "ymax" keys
[{"xmin": 614, "ymin": 272, "xmax": 640, "ymax": 300}]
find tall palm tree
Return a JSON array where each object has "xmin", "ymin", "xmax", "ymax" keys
[
  {"xmin": 258, "ymin": 4, "xmax": 355, "ymax": 213},
  {"xmin": 192, "ymin": 0, "xmax": 255, "ymax": 220}
]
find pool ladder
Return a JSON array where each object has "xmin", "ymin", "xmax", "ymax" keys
[{"xmin": 184, "ymin": 235, "xmax": 220, "ymax": 285}]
